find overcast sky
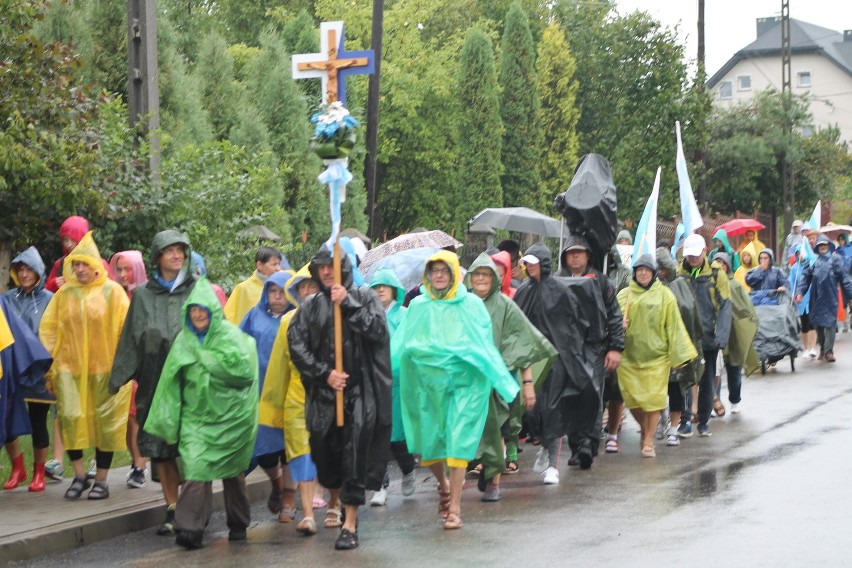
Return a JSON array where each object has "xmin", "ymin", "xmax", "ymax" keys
[{"xmin": 614, "ymin": 0, "xmax": 852, "ymax": 75}]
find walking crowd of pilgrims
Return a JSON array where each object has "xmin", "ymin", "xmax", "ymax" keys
[{"xmin": 2, "ymin": 213, "xmax": 851, "ymax": 551}]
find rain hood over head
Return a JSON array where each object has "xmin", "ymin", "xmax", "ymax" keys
[
  {"xmin": 285, "ymin": 264, "xmax": 315, "ymax": 307},
  {"xmin": 40, "ymin": 233, "xmax": 132, "ymax": 452},
  {"xmin": 421, "ymin": 250, "xmax": 462, "ymax": 300},
  {"xmin": 7, "ymin": 247, "xmax": 53, "ymax": 333},
  {"xmin": 616, "ymin": 230, "xmax": 633, "ymax": 245},
  {"xmin": 62, "ymin": 231, "xmax": 108, "ymax": 288},
  {"xmin": 489, "ymin": 251, "xmax": 516, "ymax": 298},
  {"xmin": 795, "ymin": 238, "xmax": 852, "ymax": 328},
  {"xmin": 109, "ymin": 250, "xmax": 147, "ymax": 295},
  {"xmin": 59, "ymin": 216, "xmax": 90, "ymax": 251},
  {"xmin": 149, "ymin": 229, "xmax": 191, "ymax": 271},
  {"xmin": 655, "ymin": 247, "xmax": 679, "ymax": 280},
  {"xmin": 393, "ymin": 250, "xmax": 519, "ymax": 462},
  {"xmin": 520, "ymin": 243, "xmax": 553, "ymax": 281},
  {"xmin": 144, "ymin": 278, "xmax": 259, "ymax": 481},
  {"xmin": 370, "ymin": 268, "xmax": 407, "ymax": 336}
]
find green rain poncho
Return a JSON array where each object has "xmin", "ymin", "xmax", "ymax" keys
[
  {"xmin": 709, "ymin": 228, "xmax": 741, "ymax": 272},
  {"xmin": 464, "ymin": 253, "xmax": 557, "ymax": 480},
  {"xmin": 392, "ymin": 251, "xmax": 519, "ymax": 466},
  {"xmin": 617, "ymin": 277, "xmax": 698, "ymax": 411},
  {"xmin": 144, "ymin": 278, "xmax": 258, "ymax": 481},
  {"xmin": 726, "ymin": 275, "xmax": 760, "ymax": 375},
  {"xmin": 369, "ymin": 268, "xmax": 408, "ymax": 441}
]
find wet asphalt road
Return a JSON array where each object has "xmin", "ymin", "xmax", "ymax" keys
[{"xmin": 12, "ymin": 336, "xmax": 852, "ymax": 568}]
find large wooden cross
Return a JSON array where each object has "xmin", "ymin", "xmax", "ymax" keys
[{"xmin": 292, "ymin": 21, "xmax": 374, "ymax": 105}]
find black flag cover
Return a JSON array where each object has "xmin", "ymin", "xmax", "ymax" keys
[{"xmin": 553, "ymin": 154, "xmax": 618, "ymax": 266}]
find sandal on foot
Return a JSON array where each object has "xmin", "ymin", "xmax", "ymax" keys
[
  {"xmin": 278, "ymin": 505, "xmax": 297, "ymax": 523},
  {"xmin": 605, "ymin": 438, "xmax": 620, "ymax": 453},
  {"xmin": 641, "ymin": 445, "xmax": 656, "ymax": 458},
  {"xmin": 503, "ymin": 460, "xmax": 519, "ymax": 475},
  {"xmin": 443, "ymin": 512, "xmax": 463, "ymax": 530},
  {"xmin": 323, "ymin": 508, "xmax": 343, "ymax": 528},
  {"xmin": 312, "ymin": 497, "xmax": 327, "ymax": 509},
  {"xmin": 267, "ymin": 487, "xmax": 284, "ymax": 514},
  {"xmin": 334, "ymin": 527, "xmax": 359, "ymax": 550},
  {"xmin": 64, "ymin": 476, "xmax": 91, "ymax": 499},
  {"xmin": 713, "ymin": 398, "xmax": 726, "ymax": 417},
  {"xmin": 438, "ymin": 488, "xmax": 451, "ymax": 519},
  {"xmin": 87, "ymin": 481, "xmax": 109, "ymax": 500},
  {"xmin": 296, "ymin": 517, "xmax": 317, "ymax": 536}
]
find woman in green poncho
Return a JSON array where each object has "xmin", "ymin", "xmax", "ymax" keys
[
  {"xmin": 464, "ymin": 253, "xmax": 556, "ymax": 502},
  {"xmin": 393, "ymin": 251, "xmax": 519, "ymax": 530},
  {"xmin": 617, "ymin": 255, "xmax": 697, "ymax": 458},
  {"xmin": 709, "ymin": 228, "xmax": 740, "ymax": 272},
  {"xmin": 144, "ymin": 278, "xmax": 259, "ymax": 549},
  {"xmin": 367, "ymin": 268, "xmax": 417, "ymax": 506}
]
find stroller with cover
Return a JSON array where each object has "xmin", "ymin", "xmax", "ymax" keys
[{"xmin": 750, "ymin": 290, "xmax": 801, "ymax": 374}]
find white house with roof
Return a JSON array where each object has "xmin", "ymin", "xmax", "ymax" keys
[{"xmin": 707, "ymin": 17, "xmax": 852, "ymax": 145}]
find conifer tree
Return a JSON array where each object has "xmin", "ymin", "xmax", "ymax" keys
[
  {"xmin": 536, "ymin": 23, "xmax": 580, "ymax": 211},
  {"xmin": 499, "ymin": 2, "xmax": 540, "ymax": 208},
  {"xmin": 456, "ymin": 28, "xmax": 503, "ymax": 228}
]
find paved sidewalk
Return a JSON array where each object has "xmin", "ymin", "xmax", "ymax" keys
[{"xmin": 0, "ymin": 466, "xmax": 269, "ymax": 562}]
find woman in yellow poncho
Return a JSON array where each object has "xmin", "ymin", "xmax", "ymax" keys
[
  {"xmin": 733, "ymin": 242, "xmax": 759, "ymax": 291},
  {"xmin": 617, "ymin": 254, "xmax": 697, "ymax": 458},
  {"xmin": 39, "ymin": 232, "xmax": 132, "ymax": 499},
  {"xmin": 259, "ymin": 264, "xmax": 321, "ymax": 535}
]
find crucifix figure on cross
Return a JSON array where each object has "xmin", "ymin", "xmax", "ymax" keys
[{"xmin": 292, "ymin": 21, "xmax": 375, "ymax": 105}]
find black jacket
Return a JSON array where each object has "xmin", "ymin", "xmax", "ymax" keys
[{"xmin": 287, "ymin": 248, "xmax": 391, "ymax": 493}]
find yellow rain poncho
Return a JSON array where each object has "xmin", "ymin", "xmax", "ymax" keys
[
  {"xmin": 39, "ymin": 232, "xmax": 132, "ymax": 451},
  {"xmin": 617, "ymin": 278, "xmax": 698, "ymax": 412},
  {"xmin": 733, "ymin": 242, "xmax": 759, "ymax": 292},
  {"xmin": 224, "ymin": 271, "xmax": 265, "ymax": 325},
  {"xmin": 0, "ymin": 309, "xmax": 12, "ymax": 377},
  {"xmin": 259, "ymin": 264, "xmax": 311, "ymax": 461}
]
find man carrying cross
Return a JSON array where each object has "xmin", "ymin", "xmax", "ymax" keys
[{"xmin": 286, "ymin": 246, "xmax": 392, "ymax": 550}]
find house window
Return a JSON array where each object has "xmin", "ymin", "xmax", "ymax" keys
[
  {"xmin": 797, "ymin": 71, "xmax": 812, "ymax": 88},
  {"xmin": 719, "ymin": 81, "xmax": 732, "ymax": 99},
  {"xmin": 737, "ymin": 75, "xmax": 751, "ymax": 91}
]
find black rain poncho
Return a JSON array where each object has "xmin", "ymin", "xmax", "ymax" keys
[
  {"xmin": 287, "ymin": 248, "xmax": 392, "ymax": 501},
  {"xmin": 514, "ymin": 243, "xmax": 621, "ymax": 444}
]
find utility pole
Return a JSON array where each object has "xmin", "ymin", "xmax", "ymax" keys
[
  {"xmin": 127, "ymin": 0, "xmax": 160, "ymax": 179},
  {"xmin": 365, "ymin": 0, "xmax": 384, "ymax": 241},
  {"xmin": 696, "ymin": 0, "xmax": 707, "ymax": 206},
  {"xmin": 781, "ymin": 0, "xmax": 794, "ymax": 236}
]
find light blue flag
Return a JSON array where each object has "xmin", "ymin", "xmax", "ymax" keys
[
  {"xmin": 317, "ymin": 158, "xmax": 353, "ymax": 250},
  {"xmin": 672, "ymin": 222, "xmax": 686, "ymax": 259},
  {"xmin": 802, "ymin": 238, "xmax": 818, "ymax": 266},
  {"xmin": 676, "ymin": 121, "xmax": 703, "ymax": 235},
  {"xmin": 802, "ymin": 200, "xmax": 821, "ymax": 233},
  {"xmin": 632, "ymin": 167, "xmax": 661, "ymax": 266}
]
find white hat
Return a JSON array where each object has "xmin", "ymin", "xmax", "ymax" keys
[
  {"xmin": 520, "ymin": 254, "xmax": 540, "ymax": 265},
  {"xmin": 683, "ymin": 234, "xmax": 706, "ymax": 257},
  {"xmin": 792, "ymin": 219, "xmax": 803, "ymax": 227}
]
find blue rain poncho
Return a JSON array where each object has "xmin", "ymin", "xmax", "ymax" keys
[{"xmin": 240, "ymin": 271, "xmax": 291, "ymax": 459}]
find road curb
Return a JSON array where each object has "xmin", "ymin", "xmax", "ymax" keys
[{"xmin": 0, "ymin": 474, "xmax": 269, "ymax": 563}]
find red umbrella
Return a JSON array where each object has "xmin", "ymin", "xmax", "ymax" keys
[{"xmin": 715, "ymin": 218, "xmax": 765, "ymax": 237}]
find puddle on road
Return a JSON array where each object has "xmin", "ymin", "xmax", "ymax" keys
[{"xmin": 673, "ymin": 439, "xmax": 810, "ymax": 505}]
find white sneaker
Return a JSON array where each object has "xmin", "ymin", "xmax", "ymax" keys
[
  {"xmin": 665, "ymin": 427, "xmax": 680, "ymax": 446},
  {"xmin": 533, "ymin": 447, "xmax": 549, "ymax": 473},
  {"xmin": 369, "ymin": 487, "xmax": 388, "ymax": 506},
  {"xmin": 401, "ymin": 471, "xmax": 416, "ymax": 496},
  {"xmin": 542, "ymin": 467, "xmax": 560, "ymax": 485},
  {"xmin": 730, "ymin": 403, "xmax": 741, "ymax": 414},
  {"xmin": 808, "ymin": 349, "xmax": 817, "ymax": 360}
]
